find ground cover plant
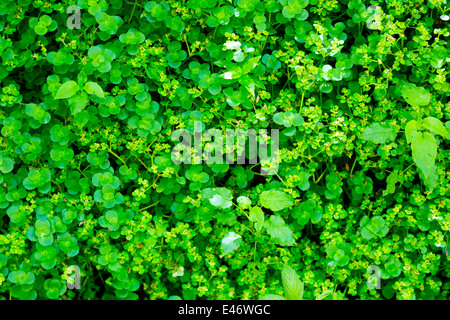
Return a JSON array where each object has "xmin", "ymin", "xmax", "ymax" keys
[{"xmin": 1, "ymin": 0, "xmax": 450, "ymax": 300}]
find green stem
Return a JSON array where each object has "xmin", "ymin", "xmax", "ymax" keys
[
  {"xmin": 108, "ymin": 149, "xmax": 127, "ymax": 166},
  {"xmin": 299, "ymin": 90, "xmax": 305, "ymax": 114},
  {"xmin": 233, "ymin": 202, "xmax": 250, "ymax": 221},
  {"xmin": 184, "ymin": 34, "xmax": 191, "ymax": 56},
  {"xmin": 350, "ymin": 157, "xmax": 357, "ymax": 176},
  {"xmin": 138, "ymin": 200, "xmax": 160, "ymax": 212}
]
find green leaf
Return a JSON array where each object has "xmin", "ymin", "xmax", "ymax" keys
[
  {"xmin": 401, "ymin": 83, "xmax": 431, "ymax": 107},
  {"xmin": 68, "ymin": 92, "xmax": 90, "ymax": 115},
  {"xmin": 411, "ymin": 132, "xmax": 437, "ymax": 179},
  {"xmin": 55, "ymin": 81, "xmax": 79, "ymax": 99},
  {"xmin": 281, "ymin": 264, "xmax": 304, "ymax": 300},
  {"xmin": 242, "ymin": 56, "xmax": 261, "ymax": 74},
  {"xmin": 221, "ymin": 232, "xmax": 242, "ymax": 255},
  {"xmin": 361, "ymin": 122, "xmax": 398, "ymax": 144},
  {"xmin": 0, "ymin": 156, "xmax": 14, "ymax": 173},
  {"xmin": 384, "ymin": 258, "xmax": 402, "ymax": 277},
  {"xmin": 84, "ymin": 82, "xmax": 105, "ymax": 98},
  {"xmin": 249, "ymin": 206, "xmax": 264, "ymax": 232},
  {"xmin": 202, "ymin": 187, "xmax": 233, "ymax": 209},
  {"xmin": 405, "ymin": 120, "xmax": 419, "ymax": 144},
  {"xmin": 264, "ymin": 215, "xmax": 295, "ymax": 246},
  {"xmin": 383, "ymin": 170, "xmax": 398, "ymax": 196},
  {"xmin": 422, "ymin": 117, "xmax": 449, "ymax": 139},
  {"xmin": 236, "ymin": 196, "xmax": 251, "ymax": 209},
  {"xmin": 260, "ymin": 190, "xmax": 293, "ymax": 211}
]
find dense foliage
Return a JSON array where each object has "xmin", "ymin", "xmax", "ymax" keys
[{"xmin": 1, "ymin": 0, "xmax": 450, "ymax": 300}]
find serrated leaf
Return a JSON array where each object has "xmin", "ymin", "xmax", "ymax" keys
[
  {"xmin": 423, "ymin": 167, "xmax": 438, "ymax": 191},
  {"xmin": 361, "ymin": 122, "xmax": 398, "ymax": 144},
  {"xmin": 401, "ymin": 83, "xmax": 430, "ymax": 107},
  {"xmin": 260, "ymin": 190, "xmax": 293, "ymax": 211},
  {"xmin": 264, "ymin": 215, "xmax": 295, "ymax": 246},
  {"xmin": 55, "ymin": 81, "xmax": 79, "ymax": 99},
  {"xmin": 411, "ymin": 132, "xmax": 437, "ymax": 179},
  {"xmin": 221, "ymin": 232, "xmax": 242, "ymax": 255},
  {"xmin": 84, "ymin": 81, "xmax": 105, "ymax": 98},
  {"xmin": 405, "ymin": 120, "xmax": 419, "ymax": 144},
  {"xmin": 281, "ymin": 264, "xmax": 304, "ymax": 300},
  {"xmin": 249, "ymin": 206, "xmax": 264, "ymax": 232},
  {"xmin": 422, "ymin": 117, "xmax": 449, "ymax": 139}
]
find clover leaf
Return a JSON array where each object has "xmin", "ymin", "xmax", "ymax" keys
[
  {"xmin": 29, "ymin": 15, "xmax": 57, "ymax": 35},
  {"xmin": 360, "ymin": 216, "xmax": 389, "ymax": 240},
  {"xmin": 0, "ymin": 152, "xmax": 14, "ymax": 173},
  {"xmin": 24, "ymin": 103, "xmax": 51, "ymax": 128},
  {"xmin": 35, "ymin": 218, "xmax": 53, "ymax": 246},
  {"xmin": 43, "ymin": 279, "xmax": 67, "ymax": 300},
  {"xmin": 291, "ymin": 199, "xmax": 322, "ymax": 225},
  {"xmin": 57, "ymin": 233, "xmax": 79, "ymax": 257},
  {"xmin": 7, "ymin": 203, "xmax": 29, "ymax": 226},
  {"xmin": 98, "ymin": 209, "xmax": 130, "ymax": 231},
  {"xmin": 33, "ymin": 243, "xmax": 58, "ymax": 270},
  {"xmin": 98, "ymin": 244, "xmax": 121, "ymax": 271},
  {"xmin": 324, "ymin": 174, "xmax": 342, "ymax": 200},
  {"xmin": 273, "ymin": 112, "xmax": 304, "ymax": 128},
  {"xmin": 23, "ymin": 168, "xmax": 51, "ymax": 193},
  {"xmin": 8, "ymin": 270, "xmax": 35, "ymax": 285},
  {"xmin": 119, "ymin": 28, "xmax": 145, "ymax": 45},
  {"xmin": 47, "ymin": 50, "xmax": 75, "ymax": 66},
  {"xmin": 88, "ymin": 45, "xmax": 116, "ymax": 73},
  {"xmin": 95, "ymin": 12, "xmax": 123, "ymax": 35},
  {"xmin": 326, "ymin": 243, "xmax": 352, "ymax": 267},
  {"xmin": 382, "ymin": 258, "xmax": 402, "ymax": 279},
  {"xmin": 144, "ymin": 1, "xmax": 170, "ymax": 22},
  {"xmin": 282, "ymin": 0, "xmax": 309, "ymax": 20}
]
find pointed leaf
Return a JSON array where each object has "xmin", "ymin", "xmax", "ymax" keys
[
  {"xmin": 249, "ymin": 206, "xmax": 264, "ymax": 232},
  {"xmin": 242, "ymin": 56, "xmax": 261, "ymax": 74},
  {"xmin": 264, "ymin": 215, "xmax": 295, "ymax": 246},
  {"xmin": 55, "ymin": 81, "xmax": 79, "ymax": 99},
  {"xmin": 362, "ymin": 122, "xmax": 398, "ymax": 144},
  {"xmin": 411, "ymin": 132, "xmax": 437, "ymax": 179},
  {"xmin": 401, "ymin": 83, "xmax": 431, "ymax": 107},
  {"xmin": 281, "ymin": 264, "xmax": 304, "ymax": 300},
  {"xmin": 84, "ymin": 81, "xmax": 105, "ymax": 98},
  {"xmin": 422, "ymin": 117, "xmax": 449, "ymax": 139},
  {"xmin": 405, "ymin": 120, "xmax": 419, "ymax": 144},
  {"xmin": 260, "ymin": 190, "xmax": 293, "ymax": 211}
]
